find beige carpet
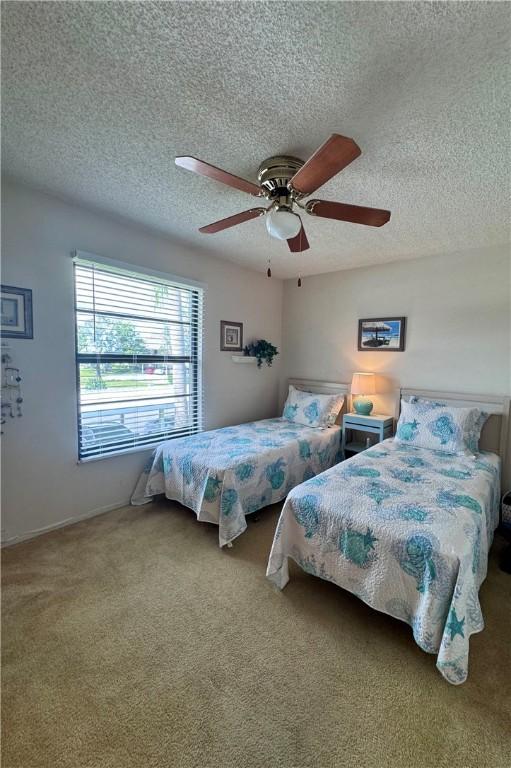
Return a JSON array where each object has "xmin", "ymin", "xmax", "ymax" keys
[{"xmin": 2, "ymin": 501, "xmax": 510, "ymax": 768}]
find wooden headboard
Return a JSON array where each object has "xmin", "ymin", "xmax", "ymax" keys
[
  {"xmin": 286, "ymin": 378, "xmax": 350, "ymax": 425},
  {"xmin": 400, "ymin": 388, "xmax": 510, "ymax": 463}
]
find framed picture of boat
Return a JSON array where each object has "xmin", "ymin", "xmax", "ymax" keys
[{"xmin": 358, "ymin": 317, "xmax": 406, "ymax": 351}]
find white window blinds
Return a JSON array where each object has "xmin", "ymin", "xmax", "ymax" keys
[{"xmin": 73, "ymin": 254, "xmax": 203, "ymax": 460}]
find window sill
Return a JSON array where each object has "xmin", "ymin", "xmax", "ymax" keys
[{"xmin": 77, "ymin": 443, "xmax": 161, "ymax": 463}]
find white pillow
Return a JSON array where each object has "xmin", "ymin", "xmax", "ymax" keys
[
  {"xmin": 395, "ymin": 398, "xmax": 486, "ymax": 455},
  {"xmin": 282, "ymin": 385, "xmax": 344, "ymax": 428}
]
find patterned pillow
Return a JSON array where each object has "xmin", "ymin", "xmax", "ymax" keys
[
  {"xmin": 395, "ymin": 398, "xmax": 487, "ymax": 455},
  {"xmin": 463, "ymin": 409, "xmax": 489, "ymax": 454},
  {"xmin": 408, "ymin": 396, "xmax": 488, "ymax": 455},
  {"xmin": 282, "ymin": 386, "xmax": 344, "ymax": 428}
]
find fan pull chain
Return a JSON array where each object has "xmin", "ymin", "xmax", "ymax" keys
[
  {"xmin": 267, "ymin": 254, "xmax": 272, "ymax": 278},
  {"xmin": 297, "ymin": 221, "xmax": 302, "ymax": 286}
]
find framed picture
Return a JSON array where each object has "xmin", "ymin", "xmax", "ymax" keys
[
  {"xmin": 1, "ymin": 285, "xmax": 33, "ymax": 339},
  {"xmin": 358, "ymin": 317, "xmax": 406, "ymax": 352},
  {"xmin": 220, "ymin": 320, "xmax": 243, "ymax": 351}
]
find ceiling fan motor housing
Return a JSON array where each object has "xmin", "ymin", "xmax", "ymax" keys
[{"xmin": 257, "ymin": 155, "xmax": 305, "ymax": 201}]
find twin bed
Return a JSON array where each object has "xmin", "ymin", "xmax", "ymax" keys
[
  {"xmin": 132, "ymin": 379, "xmax": 348, "ymax": 547},
  {"xmin": 132, "ymin": 381, "xmax": 509, "ymax": 684}
]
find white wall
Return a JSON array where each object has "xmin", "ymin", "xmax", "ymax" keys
[
  {"xmin": 1, "ymin": 180, "xmax": 283, "ymax": 544},
  {"xmin": 281, "ymin": 245, "xmax": 511, "ymax": 486}
]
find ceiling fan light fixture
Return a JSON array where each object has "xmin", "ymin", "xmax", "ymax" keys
[{"xmin": 265, "ymin": 209, "xmax": 302, "ymax": 240}]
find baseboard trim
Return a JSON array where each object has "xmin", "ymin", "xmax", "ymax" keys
[{"xmin": 1, "ymin": 500, "xmax": 130, "ymax": 548}]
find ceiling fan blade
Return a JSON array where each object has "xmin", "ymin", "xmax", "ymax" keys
[
  {"xmin": 307, "ymin": 199, "xmax": 391, "ymax": 227},
  {"xmin": 289, "ymin": 134, "xmax": 361, "ymax": 196},
  {"xmin": 175, "ymin": 156, "xmax": 263, "ymax": 197},
  {"xmin": 287, "ymin": 221, "xmax": 309, "ymax": 252},
  {"xmin": 199, "ymin": 208, "xmax": 266, "ymax": 234}
]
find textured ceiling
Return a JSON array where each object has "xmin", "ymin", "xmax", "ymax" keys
[{"xmin": 2, "ymin": 1, "xmax": 510, "ymax": 278}]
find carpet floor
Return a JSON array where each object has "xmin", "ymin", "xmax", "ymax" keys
[{"xmin": 2, "ymin": 500, "xmax": 510, "ymax": 768}]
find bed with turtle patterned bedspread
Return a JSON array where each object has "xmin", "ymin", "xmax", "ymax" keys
[
  {"xmin": 266, "ymin": 438, "xmax": 501, "ymax": 684},
  {"xmin": 132, "ymin": 418, "xmax": 342, "ymax": 547}
]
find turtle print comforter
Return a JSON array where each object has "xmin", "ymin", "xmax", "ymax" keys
[
  {"xmin": 132, "ymin": 418, "xmax": 341, "ymax": 547},
  {"xmin": 266, "ymin": 438, "xmax": 500, "ymax": 684}
]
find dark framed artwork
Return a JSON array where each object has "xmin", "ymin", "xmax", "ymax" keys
[
  {"xmin": 1, "ymin": 285, "xmax": 33, "ymax": 339},
  {"xmin": 358, "ymin": 317, "xmax": 406, "ymax": 352},
  {"xmin": 220, "ymin": 321, "xmax": 243, "ymax": 351}
]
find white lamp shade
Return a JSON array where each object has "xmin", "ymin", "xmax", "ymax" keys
[
  {"xmin": 266, "ymin": 209, "xmax": 302, "ymax": 240},
  {"xmin": 351, "ymin": 372, "xmax": 376, "ymax": 395}
]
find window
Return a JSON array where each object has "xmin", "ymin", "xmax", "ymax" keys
[{"xmin": 73, "ymin": 253, "xmax": 203, "ymax": 460}]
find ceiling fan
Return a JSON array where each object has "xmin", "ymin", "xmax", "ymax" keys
[{"xmin": 175, "ymin": 134, "xmax": 391, "ymax": 259}]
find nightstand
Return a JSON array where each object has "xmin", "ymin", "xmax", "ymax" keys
[{"xmin": 342, "ymin": 413, "xmax": 394, "ymax": 459}]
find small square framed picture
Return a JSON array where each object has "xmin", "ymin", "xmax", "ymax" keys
[
  {"xmin": 358, "ymin": 317, "xmax": 406, "ymax": 351},
  {"xmin": 1, "ymin": 285, "xmax": 33, "ymax": 339},
  {"xmin": 220, "ymin": 321, "xmax": 243, "ymax": 351}
]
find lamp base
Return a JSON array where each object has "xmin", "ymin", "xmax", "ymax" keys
[{"xmin": 354, "ymin": 398, "xmax": 373, "ymax": 416}]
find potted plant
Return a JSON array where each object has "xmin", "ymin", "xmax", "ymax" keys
[{"xmin": 243, "ymin": 339, "xmax": 279, "ymax": 368}]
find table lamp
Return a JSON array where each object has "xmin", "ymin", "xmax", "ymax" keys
[{"xmin": 351, "ymin": 372, "xmax": 376, "ymax": 415}]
